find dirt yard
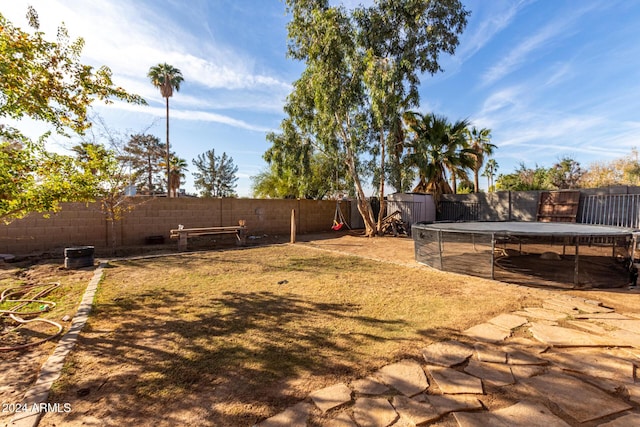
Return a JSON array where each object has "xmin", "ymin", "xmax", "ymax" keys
[{"xmin": 2, "ymin": 230, "xmax": 639, "ymax": 427}]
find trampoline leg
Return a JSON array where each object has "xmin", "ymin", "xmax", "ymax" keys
[
  {"xmin": 491, "ymin": 234, "xmax": 495, "ymax": 280},
  {"xmin": 574, "ymin": 241, "xmax": 580, "ymax": 286}
]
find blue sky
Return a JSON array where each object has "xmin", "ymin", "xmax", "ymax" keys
[{"xmin": 4, "ymin": 0, "xmax": 640, "ymax": 196}]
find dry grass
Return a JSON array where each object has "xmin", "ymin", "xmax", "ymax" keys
[{"xmin": 42, "ymin": 244, "xmax": 542, "ymax": 427}]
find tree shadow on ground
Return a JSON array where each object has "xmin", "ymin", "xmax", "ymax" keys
[{"xmin": 47, "ymin": 287, "xmax": 408, "ymax": 427}]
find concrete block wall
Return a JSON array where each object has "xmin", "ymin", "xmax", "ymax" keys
[{"xmin": 0, "ymin": 198, "xmax": 349, "ymax": 255}]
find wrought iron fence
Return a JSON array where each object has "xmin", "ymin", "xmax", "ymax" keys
[{"xmin": 579, "ymin": 194, "xmax": 640, "ymax": 229}]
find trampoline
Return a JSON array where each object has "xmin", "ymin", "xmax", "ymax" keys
[{"xmin": 412, "ymin": 221, "xmax": 638, "ymax": 288}]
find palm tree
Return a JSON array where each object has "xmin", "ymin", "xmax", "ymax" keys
[
  {"xmin": 483, "ymin": 158, "xmax": 499, "ymax": 192},
  {"xmin": 404, "ymin": 112, "xmax": 473, "ymax": 202},
  {"xmin": 147, "ymin": 63, "xmax": 184, "ymax": 197},
  {"xmin": 161, "ymin": 155, "xmax": 188, "ymax": 198},
  {"xmin": 464, "ymin": 126, "xmax": 495, "ymax": 193}
]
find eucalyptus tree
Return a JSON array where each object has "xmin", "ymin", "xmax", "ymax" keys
[
  {"xmin": 404, "ymin": 112, "xmax": 472, "ymax": 202},
  {"xmin": 147, "ymin": 63, "xmax": 183, "ymax": 196},
  {"xmin": 254, "ymin": 151, "xmax": 346, "ymax": 199},
  {"xmin": 269, "ymin": 0, "xmax": 469, "ymax": 236},
  {"xmin": 356, "ymin": 0, "xmax": 469, "ymax": 228},
  {"xmin": 464, "ymin": 126, "xmax": 495, "ymax": 193}
]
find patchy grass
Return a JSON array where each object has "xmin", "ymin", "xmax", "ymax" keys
[{"xmin": 42, "ymin": 244, "xmax": 541, "ymax": 427}]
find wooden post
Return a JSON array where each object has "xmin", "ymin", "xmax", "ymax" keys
[
  {"xmin": 290, "ymin": 209, "xmax": 296, "ymax": 244},
  {"xmin": 178, "ymin": 231, "xmax": 188, "ymax": 252}
]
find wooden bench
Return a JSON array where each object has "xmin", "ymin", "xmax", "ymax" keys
[{"xmin": 170, "ymin": 221, "xmax": 247, "ymax": 251}]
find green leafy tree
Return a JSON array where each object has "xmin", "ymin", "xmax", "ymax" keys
[
  {"xmin": 355, "ymin": 0, "xmax": 469, "ymax": 228},
  {"xmin": 270, "ymin": 0, "xmax": 469, "ymax": 236},
  {"xmin": 548, "ymin": 156, "xmax": 584, "ymax": 189},
  {"xmin": 148, "ymin": 63, "xmax": 184, "ymax": 197},
  {"xmin": 403, "ymin": 111, "xmax": 472, "ymax": 202},
  {"xmin": 464, "ymin": 127, "xmax": 495, "ymax": 193},
  {"xmin": 252, "ymin": 152, "xmax": 346, "ymax": 199},
  {"xmin": 192, "ymin": 149, "xmax": 239, "ymax": 197},
  {"xmin": 122, "ymin": 134, "xmax": 165, "ymax": 195},
  {"xmin": 0, "ymin": 7, "xmax": 145, "ymax": 223},
  {"xmin": 581, "ymin": 148, "xmax": 640, "ymax": 188},
  {"xmin": 496, "ymin": 163, "xmax": 551, "ymax": 191}
]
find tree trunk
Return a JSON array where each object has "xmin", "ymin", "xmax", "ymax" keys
[
  {"xmin": 376, "ymin": 129, "xmax": 386, "ymax": 234},
  {"xmin": 345, "ymin": 145, "xmax": 376, "ymax": 236},
  {"xmin": 165, "ymin": 96, "xmax": 171, "ymax": 197},
  {"xmin": 474, "ymin": 169, "xmax": 480, "ymax": 193}
]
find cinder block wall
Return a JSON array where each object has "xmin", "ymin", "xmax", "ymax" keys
[{"xmin": 0, "ymin": 198, "xmax": 349, "ymax": 255}]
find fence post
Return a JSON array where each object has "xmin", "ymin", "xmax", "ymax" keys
[{"xmin": 290, "ymin": 209, "xmax": 296, "ymax": 244}]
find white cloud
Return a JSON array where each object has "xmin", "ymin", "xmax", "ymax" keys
[{"xmin": 107, "ymin": 102, "xmax": 274, "ymax": 133}]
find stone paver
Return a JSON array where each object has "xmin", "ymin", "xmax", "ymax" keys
[
  {"xmin": 566, "ymin": 320, "xmax": 608, "ymax": 335},
  {"xmin": 509, "ymin": 364, "xmax": 546, "ymax": 380},
  {"xmin": 351, "ymin": 377, "xmax": 389, "ymax": 395},
  {"xmin": 553, "ymin": 298, "xmax": 613, "ymax": 314},
  {"xmin": 421, "ymin": 340, "xmax": 474, "ymax": 367},
  {"xmin": 596, "ymin": 318, "xmax": 640, "ymax": 334},
  {"xmin": 520, "ymin": 373, "xmax": 632, "ymax": 423},
  {"xmin": 453, "ymin": 410, "xmax": 508, "ymax": 427},
  {"xmin": 309, "ymin": 383, "xmax": 352, "ymax": 413},
  {"xmin": 376, "ymin": 359, "xmax": 428, "ymax": 397},
  {"xmin": 491, "ymin": 400, "xmax": 570, "ymax": 426},
  {"xmin": 325, "ymin": 412, "xmax": 357, "ymax": 427},
  {"xmin": 542, "ymin": 348, "xmax": 635, "ymax": 383},
  {"xmin": 487, "ymin": 313, "xmax": 528, "ymax": 330},
  {"xmin": 543, "ymin": 301, "xmax": 579, "ymax": 315},
  {"xmin": 463, "ymin": 323, "xmax": 511, "ymax": 343},
  {"xmin": 352, "ymin": 397, "xmax": 398, "ymax": 427},
  {"xmin": 522, "ymin": 307, "xmax": 567, "ymax": 321},
  {"xmin": 427, "ymin": 366, "xmax": 484, "ymax": 395},
  {"xmin": 464, "ymin": 359, "xmax": 515, "ymax": 387},
  {"xmin": 505, "ymin": 337, "xmax": 549, "ymax": 353},
  {"xmin": 505, "ymin": 347, "xmax": 547, "ymax": 365},
  {"xmin": 257, "ymin": 402, "xmax": 314, "ymax": 427},
  {"xmin": 574, "ymin": 312, "xmax": 629, "ymax": 320},
  {"xmin": 610, "ymin": 329, "xmax": 640, "ymax": 348},
  {"xmin": 627, "ymin": 383, "xmax": 640, "ymax": 405},
  {"xmin": 597, "ymin": 413, "xmax": 640, "ymax": 427},
  {"xmin": 474, "ymin": 342, "xmax": 506, "ymax": 363},
  {"xmin": 426, "ymin": 394, "xmax": 482, "ymax": 415},
  {"xmin": 529, "ymin": 322, "xmax": 614, "ymax": 347},
  {"xmin": 259, "ymin": 295, "xmax": 640, "ymax": 427},
  {"xmin": 391, "ymin": 396, "xmax": 440, "ymax": 425}
]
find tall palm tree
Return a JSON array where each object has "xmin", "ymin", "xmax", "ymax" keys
[
  {"xmin": 147, "ymin": 63, "xmax": 184, "ymax": 197},
  {"xmin": 161, "ymin": 155, "xmax": 188, "ymax": 198},
  {"xmin": 464, "ymin": 126, "xmax": 495, "ymax": 193},
  {"xmin": 483, "ymin": 158, "xmax": 499, "ymax": 192},
  {"xmin": 404, "ymin": 112, "xmax": 473, "ymax": 202}
]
